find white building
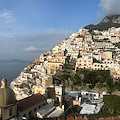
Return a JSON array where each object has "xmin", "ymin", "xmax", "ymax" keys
[{"xmin": 80, "ymin": 103, "xmax": 103, "ymax": 114}]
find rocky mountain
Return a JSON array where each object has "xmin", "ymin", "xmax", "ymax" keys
[{"xmin": 85, "ymin": 15, "xmax": 120, "ymax": 31}]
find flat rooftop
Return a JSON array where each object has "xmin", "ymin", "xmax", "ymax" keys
[
  {"xmin": 37, "ymin": 103, "xmax": 55, "ymax": 117},
  {"xmin": 80, "ymin": 103, "xmax": 103, "ymax": 115},
  {"xmin": 47, "ymin": 109, "xmax": 64, "ymax": 118},
  {"xmin": 67, "ymin": 91, "xmax": 80, "ymax": 98}
]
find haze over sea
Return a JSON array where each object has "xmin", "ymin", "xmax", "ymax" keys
[{"xmin": 0, "ymin": 60, "xmax": 31, "ymax": 85}]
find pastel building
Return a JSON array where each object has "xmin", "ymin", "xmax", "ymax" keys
[
  {"xmin": 76, "ymin": 56, "xmax": 93, "ymax": 69},
  {"xmin": 92, "ymin": 63, "xmax": 102, "ymax": 70},
  {"xmin": 109, "ymin": 36, "xmax": 120, "ymax": 43},
  {"xmin": 46, "ymin": 61, "xmax": 63, "ymax": 70},
  {"xmin": 94, "ymin": 42, "xmax": 114, "ymax": 49},
  {"xmin": 0, "ymin": 78, "xmax": 48, "ymax": 120},
  {"xmin": 85, "ymin": 34, "xmax": 92, "ymax": 40},
  {"xmin": 20, "ymin": 71, "xmax": 34, "ymax": 81},
  {"xmin": 0, "ymin": 78, "xmax": 17, "ymax": 120},
  {"xmin": 40, "ymin": 74, "xmax": 53, "ymax": 87},
  {"xmin": 99, "ymin": 51, "xmax": 112, "ymax": 60},
  {"xmin": 50, "ymin": 56, "xmax": 67, "ymax": 64},
  {"xmin": 52, "ymin": 45, "xmax": 60, "ymax": 54},
  {"xmin": 93, "ymin": 35, "xmax": 105, "ymax": 40},
  {"xmin": 18, "ymin": 93, "xmax": 47, "ymax": 119}
]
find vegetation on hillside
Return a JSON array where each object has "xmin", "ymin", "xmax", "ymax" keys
[
  {"xmin": 64, "ymin": 95, "xmax": 120, "ymax": 118},
  {"xmin": 54, "ymin": 61, "xmax": 120, "ymax": 92},
  {"xmin": 88, "ymin": 95, "xmax": 120, "ymax": 119},
  {"xmin": 103, "ymin": 95, "xmax": 120, "ymax": 114}
]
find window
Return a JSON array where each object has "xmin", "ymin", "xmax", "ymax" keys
[
  {"xmin": 34, "ymin": 108, "xmax": 36, "ymax": 112},
  {"xmin": 9, "ymin": 108, "xmax": 13, "ymax": 117},
  {"xmin": 29, "ymin": 111, "xmax": 31, "ymax": 116}
]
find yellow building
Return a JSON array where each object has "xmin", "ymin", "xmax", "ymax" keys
[
  {"xmin": 18, "ymin": 93, "xmax": 47, "ymax": 119},
  {"xmin": 33, "ymin": 74, "xmax": 53, "ymax": 94},
  {"xmin": 52, "ymin": 45, "xmax": 60, "ymax": 54},
  {"xmin": 85, "ymin": 34, "xmax": 92, "ymax": 40},
  {"xmin": 46, "ymin": 67, "xmax": 57, "ymax": 75},
  {"xmin": 106, "ymin": 52, "xmax": 112, "ymax": 60},
  {"xmin": 33, "ymin": 86, "xmax": 46, "ymax": 95},
  {"xmin": 0, "ymin": 78, "xmax": 48, "ymax": 120},
  {"xmin": 46, "ymin": 61, "xmax": 63, "ymax": 70},
  {"xmin": 39, "ymin": 54, "xmax": 45, "ymax": 62},
  {"xmin": 0, "ymin": 78, "xmax": 17, "ymax": 120},
  {"xmin": 52, "ymin": 51, "xmax": 65, "ymax": 57},
  {"xmin": 50, "ymin": 56, "xmax": 67, "ymax": 64},
  {"xmin": 41, "ymin": 75, "xmax": 53, "ymax": 87}
]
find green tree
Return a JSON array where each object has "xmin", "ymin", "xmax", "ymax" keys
[{"xmin": 103, "ymin": 95, "xmax": 120, "ymax": 114}]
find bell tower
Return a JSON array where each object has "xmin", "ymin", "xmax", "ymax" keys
[{"xmin": 1, "ymin": 76, "xmax": 7, "ymax": 88}]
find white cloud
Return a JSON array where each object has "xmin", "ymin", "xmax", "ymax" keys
[
  {"xmin": 26, "ymin": 46, "xmax": 37, "ymax": 52},
  {"xmin": 0, "ymin": 28, "xmax": 73, "ymax": 60},
  {"xmin": 0, "ymin": 9, "xmax": 15, "ymax": 23},
  {"xmin": 98, "ymin": 0, "xmax": 120, "ymax": 17}
]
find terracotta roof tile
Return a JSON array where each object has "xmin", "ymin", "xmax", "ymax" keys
[
  {"xmin": 75, "ymin": 116, "xmax": 82, "ymax": 120},
  {"xmin": 67, "ymin": 116, "xmax": 74, "ymax": 120},
  {"xmin": 18, "ymin": 93, "xmax": 46, "ymax": 112}
]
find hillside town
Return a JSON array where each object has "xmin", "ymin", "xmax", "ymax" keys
[{"xmin": 1, "ymin": 26, "xmax": 120, "ymax": 119}]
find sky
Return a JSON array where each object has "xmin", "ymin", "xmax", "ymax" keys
[{"xmin": 0, "ymin": 0, "xmax": 119, "ymax": 60}]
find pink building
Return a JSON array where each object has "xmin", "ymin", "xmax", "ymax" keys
[
  {"xmin": 76, "ymin": 57, "xmax": 93, "ymax": 69},
  {"xmin": 93, "ymin": 35, "xmax": 105, "ymax": 40},
  {"xmin": 79, "ymin": 50, "xmax": 87, "ymax": 56},
  {"xmin": 80, "ymin": 31, "xmax": 86, "ymax": 36},
  {"xmin": 33, "ymin": 59, "xmax": 40, "ymax": 65},
  {"xmin": 99, "ymin": 52, "xmax": 112, "ymax": 60},
  {"xmin": 91, "ymin": 47, "xmax": 98, "ymax": 51},
  {"xmin": 114, "ymin": 31, "xmax": 120, "ymax": 37}
]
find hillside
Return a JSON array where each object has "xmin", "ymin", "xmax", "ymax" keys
[
  {"xmin": 53, "ymin": 61, "xmax": 120, "ymax": 93},
  {"xmin": 85, "ymin": 15, "xmax": 120, "ymax": 31}
]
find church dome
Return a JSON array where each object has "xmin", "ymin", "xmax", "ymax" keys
[{"xmin": 0, "ymin": 78, "xmax": 16, "ymax": 107}]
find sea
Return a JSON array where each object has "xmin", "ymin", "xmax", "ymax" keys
[{"xmin": 0, "ymin": 60, "xmax": 31, "ymax": 86}]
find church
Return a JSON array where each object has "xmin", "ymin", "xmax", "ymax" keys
[{"xmin": 0, "ymin": 77, "xmax": 47, "ymax": 120}]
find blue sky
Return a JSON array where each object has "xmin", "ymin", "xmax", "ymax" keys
[{"xmin": 0, "ymin": 0, "xmax": 119, "ymax": 60}]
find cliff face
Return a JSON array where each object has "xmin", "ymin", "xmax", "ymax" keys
[
  {"xmin": 85, "ymin": 15, "xmax": 120, "ymax": 31},
  {"xmin": 101, "ymin": 15, "xmax": 120, "ymax": 24}
]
